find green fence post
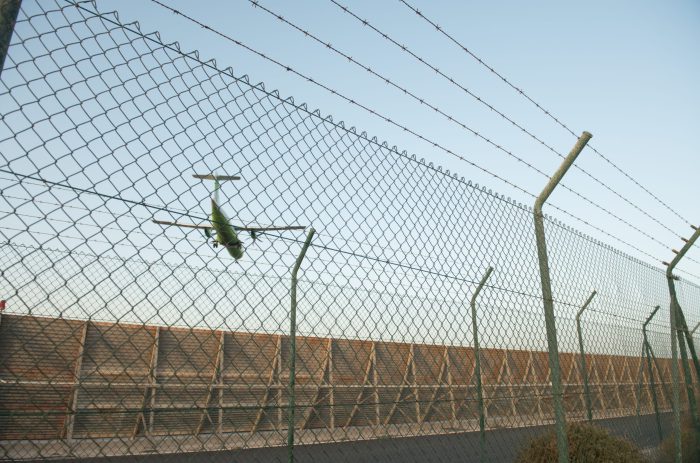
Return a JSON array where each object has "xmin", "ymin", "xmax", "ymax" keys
[
  {"xmin": 642, "ymin": 305, "xmax": 663, "ymax": 441},
  {"xmin": 575, "ymin": 291, "xmax": 596, "ymax": 422},
  {"xmin": 676, "ymin": 312, "xmax": 699, "ymax": 430},
  {"xmin": 664, "ymin": 224, "xmax": 700, "ymax": 463},
  {"xmin": 633, "ymin": 320, "xmax": 672, "ymax": 425},
  {"xmin": 0, "ymin": 0, "xmax": 21, "ymax": 78},
  {"xmin": 688, "ymin": 317, "xmax": 700, "ymax": 431},
  {"xmin": 635, "ymin": 337, "xmax": 647, "ymax": 419},
  {"xmin": 288, "ymin": 228, "xmax": 315, "ymax": 463},
  {"xmin": 470, "ymin": 266, "xmax": 493, "ymax": 463},
  {"xmin": 679, "ymin": 316, "xmax": 700, "ymax": 412},
  {"xmin": 675, "ymin": 305, "xmax": 700, "ymax": 381},
  {"xmin": 534, "ymin": 131, "xmax": 592, "ymax": 463},
  {"xmin": 646, "ymin": 337, "xmax": 673, "ymax": 407}
]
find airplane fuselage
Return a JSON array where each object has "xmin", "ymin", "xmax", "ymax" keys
[{"xmin": 210, "ymin": 199, "xmax": 243, "ymax": 260}]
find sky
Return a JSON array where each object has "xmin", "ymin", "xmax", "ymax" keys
[
  {"xmin": 0, "ymin": 0, "xmax": 698, "ymax": 354},
  {"xmin": 89, "ymin": 0, "xmax": 700, "ymax": 281}
]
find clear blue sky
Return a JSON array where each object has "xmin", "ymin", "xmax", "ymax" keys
[
  {"xmin": 0, "ymin": 0, "xmax": 697, "ymax": 349},
  {"xmin": 94, "ymin": 0, "xmax": 700, "ymax": 281}
]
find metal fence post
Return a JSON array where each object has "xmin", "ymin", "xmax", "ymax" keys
[
  {"xmin": 534, "ymin": 131, "xmax": 592, "ymax": 463},
  {"xmin": 575, "ymin": 290, "xmax": 596, "ymax": 422},
  {"xmin": 664, "ymin": 224, "xmax": 700, "ymax": 463},
  {"xmin": 676, "ymin": 312, "xmax": 700, "ymax": 430},
  {"xmin": 645, "ymin": 331, "xmax": 673, "ymax": 408},
  {"xmin": 470, "ymin": 266, "xmax": 493, "ymax": 463},
  {"xmin": 675, "ymin": 305, "xmax": 700, "ymax": 380},
  {"xmin": 0, "ymin": 0, "xmax": 21, "ymax": 78},
  {"xmin": 642, "ymin": 305, "xmax": 663, "ymax": 441},
  {"xmin": 635, "ymin": 336, "xmax": 647, "ymax": 419},
  {"xmin": 288, "ymin": 228, "xmax": 315, "ymax": 463}
]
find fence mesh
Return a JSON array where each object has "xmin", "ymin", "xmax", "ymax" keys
[{"xmin": 0, "ymin": 1, "xmax": 698, "ymax": 462}]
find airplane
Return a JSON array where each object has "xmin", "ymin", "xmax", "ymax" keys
[{"xmin": 152, "ymin": 174, "xmax": 305, "ymax": 260}]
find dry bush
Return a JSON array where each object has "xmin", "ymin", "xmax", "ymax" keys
[{"xmin": 515, "ymin": 422, "xmax": 644, "ymax": 463}]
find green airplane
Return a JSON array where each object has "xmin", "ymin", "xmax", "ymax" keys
[{"xmin": 153, "ymin": 174, "xmax": 305, "ymax": 260}]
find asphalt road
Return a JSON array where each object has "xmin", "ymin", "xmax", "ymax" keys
[{"xmin": 34, "ymin": 413, "xmax": 670, "ymax": 463}]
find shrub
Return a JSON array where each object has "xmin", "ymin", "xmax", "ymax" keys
[
  {"xmin": 515, "ymin": 422, "xmax": 644, "ymax": 463},
  {"xmin": 658, "ymin": 416, "xmax": 699, "ymax": 463}
]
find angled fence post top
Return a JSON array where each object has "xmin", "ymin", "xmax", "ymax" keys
[
  {"xmin": 534, "ymin": 131, "xmax": 593, "ymax": 213},
  {"xmin": 471, "ymin": 266, "xmax": 494, "ymax": 306},
  {"xmin": 643, "ymin": 305, "xmax": 661, "ymax": 330},
  {"xmin": 664, "ymin": 225, "xmax": 700, "ymax": 277},
  {"xmin": 575, "ymin": 290, "xmax": 597, "ymax": 321},
  {"xmin": 292, "ymin": 228, "xmax": 316, "ymax": 277}
]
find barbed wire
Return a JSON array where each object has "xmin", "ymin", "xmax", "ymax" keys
[
  {"xmin": 8, "ymin": 1, "xmax": 690, "ymax": 333},
  {"xmin": 396, "ymin": 0, "xmax": 692, "ymax": 227},
  {"xmin": 325, "ymin": 0, "xmax": 682, "ymax": 242},
  {"xmin": 141, "ymin": 0, "xmax": 690, "ymax": 271},
  {"xmin": 8, "ymin": 0, "xmax": 698, "ymax": 286},
  {"xmin": 241, "ymin": 0, "xmax": 684, "ymax": 252}
]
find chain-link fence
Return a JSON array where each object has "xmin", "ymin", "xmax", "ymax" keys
[{"xmin": 0, "ymin": 1, "xmax": 698, "ymax": 462}]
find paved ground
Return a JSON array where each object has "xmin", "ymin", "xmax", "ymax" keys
[{"xmin": 29, "ymin": 413, "xmax": 671, "ymax": 463}]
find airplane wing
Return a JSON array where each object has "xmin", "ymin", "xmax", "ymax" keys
[
  {"xmin": 152, "ymin": 219, "xmax": 212, "ymax": 230},
  {"xmin": 234, "ymin": 225, "xmax": 306, "ymax": 232},
  {"xmin": 153, "ymin": 219, "xmax": 305, "ymax": 235},
  {"xmin": 193, "ymin": 174, "xmax": 241, "ymax": 181}
]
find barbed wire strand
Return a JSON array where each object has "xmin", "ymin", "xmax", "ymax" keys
[
  {"xmin": 396, "ymin": 0, "xmax": 691, "ymax": 227},
  {"xmin": 143, "ymin": 0, "xmax": 695, "ymax": 269},
  {"xmin": 211, "ymin": 0, "xmax": 692, "ymax": 263},
  {"xmin": 325, "ymin": 0, "xmax": 683, "ymax": 240}
]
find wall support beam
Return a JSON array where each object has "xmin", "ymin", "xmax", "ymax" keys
[
  {"xmin": 63, "ymin": 321, "xmax": 88, "ymax": 440},
  {"xmin": 196, "ymin": 330, "xmax": 225, "ymax": 435},
  {"xmin": 533, "ymin": 131, "xmax": 592, "ymax": 463},
  {"xmin": 133, "ymin": 326, "xmax": 160, "ymax": 438}
]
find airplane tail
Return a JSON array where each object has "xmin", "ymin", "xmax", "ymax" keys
[{"xmin": 192, "ymin": 173, "xmax": 240, "ymax": 206}]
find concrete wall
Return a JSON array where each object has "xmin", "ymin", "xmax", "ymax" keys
[{"xmin": 0, "ymin": 313, "xmax": 682, "ymax": 460}]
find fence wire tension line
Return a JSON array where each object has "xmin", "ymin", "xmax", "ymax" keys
[{"xmin": 0, "ymin": 1, "xmax": 699, "ymax": 463}]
